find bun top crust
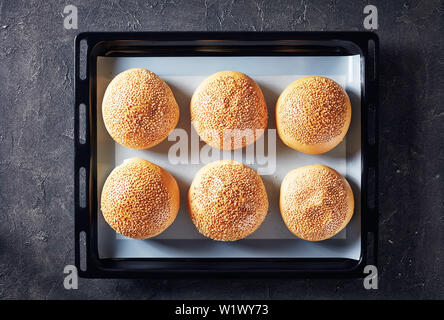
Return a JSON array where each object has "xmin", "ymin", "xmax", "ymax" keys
[
  {"xmin": 191, "ymin": 71, "xmax": 268, "ymax": 150},
  {"xmin": 276, "ymin": 76, "xmax": 351, "ymax": 154},
  {"xmin": 101, "ymin": 158, "xmax": 180, "ymax": 239},
  {"xmin": 188, "ymin": 160, "xmax": 269, "ymax": 241},
  {"xmin": 280, "ymin": 165, "xmax": 354, "ymax": 241},
  {"xmin": 102, "ymin": 68, "xmax": 179, "ymax": 149}
]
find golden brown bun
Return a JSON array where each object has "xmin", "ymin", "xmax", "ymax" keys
[
  {"xmin": 101, "ymin": 158, "xmax": 180, "ymax": 239},
  {"xmin": 280, "ymin": 165, "xmax": 354, "ymax": 241},
  {"xmin": 276, "ymin": 76, "xmax": 351, "ymax": 154},
  {"xmin": 191, "ymin": 71, "xmax": 268, "ymax": 150},
  {"xmin": 188, "ymin": 160, "xmax": 269, "ymax": 241},
  {"xmin": 102, "ymin": 68, "xmax": 179, "ymax": 149}
]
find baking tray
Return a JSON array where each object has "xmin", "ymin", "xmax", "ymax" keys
[{"xmin": 74, "ymin": 32, "xmax": 379, "ymax": 278}]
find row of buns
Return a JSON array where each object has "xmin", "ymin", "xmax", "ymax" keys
[
  {"xmin": 102, "ymin": 68, "xmax": 351, "ymax": 154},
  {"xmin": 101, "ymin": 158, "xmax": 354, "ymax": 242},
  {"xmin": 100, "ymin": 68, "xmax": 354, "ymax": 242}
]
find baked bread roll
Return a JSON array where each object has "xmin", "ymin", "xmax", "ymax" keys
[
  {"xmin": 101, "ymin": 158, "xmax": 180, "ymax": 239},
  {"xmin": 276, "ymin": 76, "xmax": 351, "ymax": 154},
  {"xmin": 280, "ymin": 164, "xmax": 354, "ymax": 241},
  {"xmin": 102, "ymin": 68, "xmax": 179, "ymax": 149},
  {"xmin": 191, "ymin": 71, "xmax": 268, "ymax": 150},
  {"xmin": 188, "ymin": 160, "xmax": 269, "ymax": 241}
]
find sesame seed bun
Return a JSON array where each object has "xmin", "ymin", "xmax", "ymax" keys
[
  {"xmin": 276, "ymin": 76, "xmax": 351, "ymax": 154},
  {"xmin": 102, "ymin": 68, "xmax": 179, "ymax": 149},
  {"xmin": 191, "ymin": 71, "xmax": 268, "ymax": 150},
  {"xmin": 188, "ymin": 160, "xmax": 269, "ymax": 241},
  {"xmin": 101, "ymin": 158, "xmax": 180, "ymax": 239},
  {"xmin": 280, "ymin": 165, "xmax": 354, "ymax": 241}
]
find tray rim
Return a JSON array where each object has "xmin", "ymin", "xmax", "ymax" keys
[{"xmin": 74, "ymin": 31, "xmax": 379, "ymax": 278}]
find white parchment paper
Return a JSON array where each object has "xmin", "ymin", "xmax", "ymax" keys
[{"xmin": 96, "ymin": 56, "xmax": 362, "ymax": 259}]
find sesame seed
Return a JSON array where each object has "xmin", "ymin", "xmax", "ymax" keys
[
  {"xmin": 101, "ymin": 158, "xmax": 180, "ymax": 239},
  {"xmin": 102, "ymin": 68, "xmax": 179, "ymax": 149},
  {"xmin": 280, "ymin": 165, "xmax": 354, "ymax": 241},
  {"xmin": 188, "ymin": 160, "xmax": 269, "ymax": 241},
  {"xmin": 276, "ymin": 76, "xmax": 351, "ymax": 154},
  {"xmin": 191, "ymin": 71, "xmax": 268, "ymax": 150}
]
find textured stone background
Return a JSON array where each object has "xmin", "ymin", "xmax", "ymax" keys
[{"xmin": 0, "ymin": 0, "xmax": 443, "ymax": 299}]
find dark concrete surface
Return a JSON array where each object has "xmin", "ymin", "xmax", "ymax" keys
[{"xmin": 0, "ymin": 0, "xmax": 443, "ymax": 299}]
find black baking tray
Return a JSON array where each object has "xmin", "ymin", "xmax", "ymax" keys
[{"xmin": 74, "ymin": 32, "xmax": 379, "ymax": 278}]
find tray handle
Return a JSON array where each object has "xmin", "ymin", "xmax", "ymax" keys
[
  {"xmin": 74, "ymin": 33, "xmax": 91, "ymax": 274},
  {"xmin": 364, "ymin": 33, "xmax": 379, "ymax": 266}
]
